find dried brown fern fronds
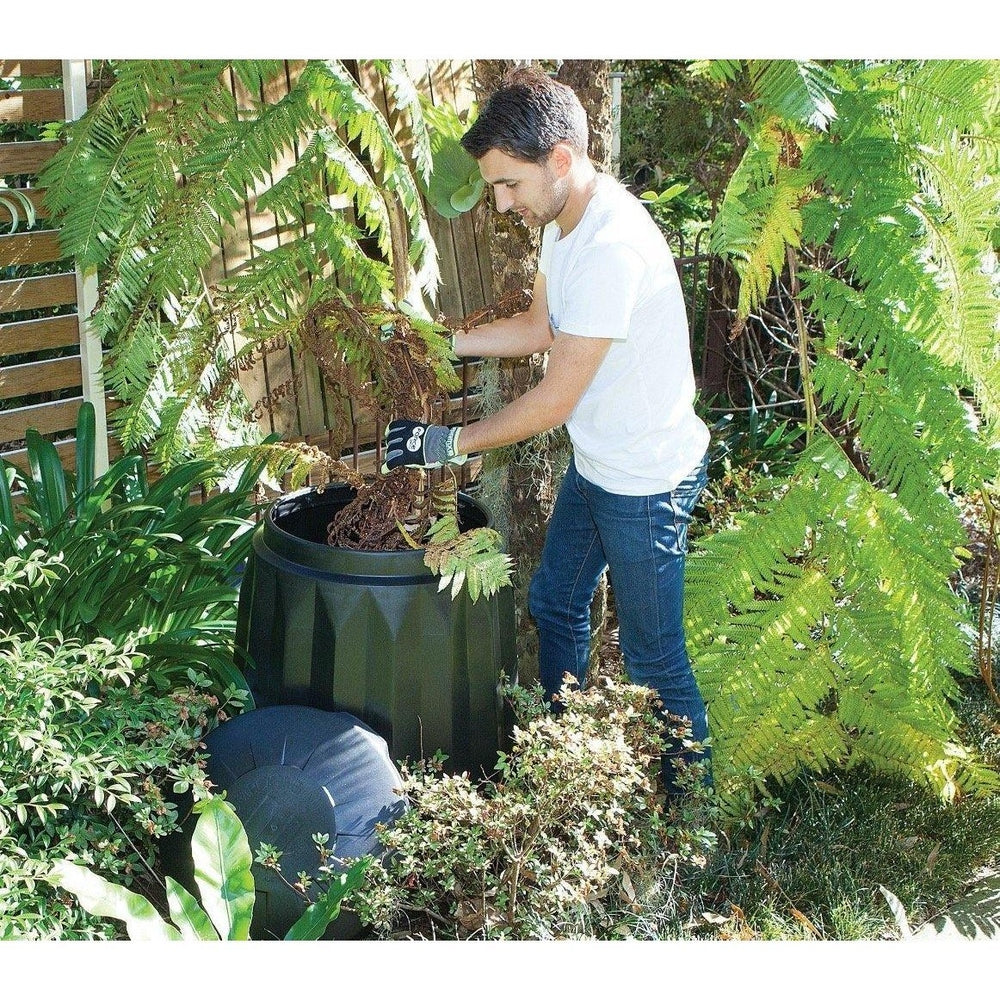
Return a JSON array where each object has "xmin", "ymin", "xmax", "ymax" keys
[
  {"xmin": 293, "ymin": 442, "xmax": 365, "ymax": 491},
  {"xmin": 299, "ymin": 292, "xmax": 459, "ymax": 431},
  {"xmin": 325, "ymin": 470, "xmax": 428, "ymax": 551},
  {"xmin": 445, "ymin": 288, "xmax": 533, "ymax": 331}
]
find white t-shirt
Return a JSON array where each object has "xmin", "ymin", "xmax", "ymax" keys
[{"xmin": 539, "ymin": 174, "xmax": 710, "ymax": 495}]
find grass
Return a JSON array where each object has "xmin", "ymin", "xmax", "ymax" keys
[{"xmin": 638, "ymin": 677, "xmax": 1000, "ymax": 941}]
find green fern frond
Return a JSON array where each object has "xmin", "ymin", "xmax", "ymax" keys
[
  {"xmin": 181, "ymin": 83, "xmax": 317, "ymax": 211},
  {"xmin": 423, "ymin": 525, "xmax": 513, "ymax": 603},
  {"xmin": 39, "ymin": 58, "xmax": 440, "ymax": 470},
  {"xmin": 384, "ymin": 59, "xmax": 434, "ymax": 185},
  {"xmin": 688, "ymin": 60, "xmax": 745, "ymax": 84},
  {"xmin": 318, "ymin": 126, "xmax": 394, "ymax": 260},
  {"xmin": 303, "ymin": 60, "xmax": 439, "ymax": 297},
  {"xmin": 688, "ymin": 434, "xmax": 996, "ymax": 805},
  {"xmin": 229, "ymin": 60, "xmax": 291, "ymax": 97},
  {"xmin": 812, "ymin": 352, "xmax": 992, "ymax": 514},
  {"xmin": 893, "ymin": 60, "xmax": 999, "ymax": 141},
  {"xmin": 711, "ymin": 165, "xmax": 810, "ymax": 319},
  {"xmin": 748, "ymin": 60, "xmax": 840, "ymax": 131}
]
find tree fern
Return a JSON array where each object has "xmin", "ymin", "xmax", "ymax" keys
[
  {"xmin": 709, "ymin": 120, "xmax": 812, "ymax": 321},
  {"xmin": 689, "ymin": 436, "xmax": 997, "ymax": 808},
  {"xmin": 699, "ymin": 59, "xmax": 1000, "ymax": 806},
  {"xmin": 747, "ymin": 60, "xmax": 839, "ymax": 131},
  {"xmin": 39, "ymin": 59, "xmax": 443, "ymax": 470}
]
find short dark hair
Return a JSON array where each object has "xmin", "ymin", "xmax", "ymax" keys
[{"xmin": 460, "ymin": 67, "xmax": 589, "ymax": 163}]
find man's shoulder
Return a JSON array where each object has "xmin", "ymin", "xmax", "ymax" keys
[{"xmin": 582, "ymin": 176, "xmax": 671, "ymax": 259}]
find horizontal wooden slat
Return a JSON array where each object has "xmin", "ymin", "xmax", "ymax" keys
[
  {"xmin": 0, "ymin": 395, "xmax": 85, "ymax": 445},
  {"xmin": 0, "ymin": 140, "xmax": 62, "ymax": 176},
  {"xmin": 0, "ymin": 229, "xmax": 67, "ymax": 265},
  {"xmin": 0, "ymin": 355, "xmax": 83, "ymax": 400},
  {"xmin": 0, "ymin": 272, "xmax": 76, "ymax": 313},
  {"xmin": 0, "ymin": 61, "xmax": 62, "ymax": 78},
  {"xmin": 0, "ymin": 90, "xmax": 64, "ymax": 124},
  {"xmin": 0, "ymin": 314, "xmax": 79, "ymax": 355}
]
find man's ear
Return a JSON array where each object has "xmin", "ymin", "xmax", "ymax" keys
[{"xmin": 548, "ymin": 142, "xmax": 574, "ymax": 178}]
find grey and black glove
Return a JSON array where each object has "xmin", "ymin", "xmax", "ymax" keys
[{"xmin": 381, "ymin": 419, "xmax": 467, "ymax": 473}]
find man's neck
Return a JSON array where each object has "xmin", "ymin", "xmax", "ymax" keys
[{"xmin": 554, "ymin": 163, "xmax": 599, "ymax": 236}]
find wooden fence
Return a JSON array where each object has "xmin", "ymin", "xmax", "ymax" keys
[
  {"xmin": 0, "ymin": 59, "xmax": 499, "ymax": 489},
  {"xmin": 0, "ymin": 59, "xmax": 111, "ymax": 479},
  {"xmin": 200, "ymin": 60, "xmax": 493, "ymax": 487}
]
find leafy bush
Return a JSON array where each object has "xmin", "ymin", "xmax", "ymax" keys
[
  {"xmin": 0, "ymin": 560, "xmax": 230, "ymax": 939},
  {"xmin": 692, "ymin": 60, "xmax": 1000, "ymax": 807},
  {"xmin": 0, "ymin": 403, "xmax": 272, "ymax": 697},
  {"xmin": 353, "ymin": 677, "xmax": 718, "ymax": 939}
]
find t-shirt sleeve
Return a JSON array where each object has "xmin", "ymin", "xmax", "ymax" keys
[{"xmin": 555, "ymin": 242, "xmax": 645, "ymax": 341}]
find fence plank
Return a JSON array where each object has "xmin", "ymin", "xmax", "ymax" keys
[
  {"xmin": 0, "ymin": 229, "xmax": 67, "ymax": 266},
  {"xmin": 0, "ymin": 272, "xmax": 77, "ymax": 313},
  {"xmin": 0, "ymin": 140, "xmax": 62, "ymax": 175},
  {"xmin": 407, "ymin": 59, "xmax": 463, "ymax": 320},
  {"xmin": 0, "ymin": 396, "xmax": 84, "ymax": 444},
  {"xmin": 0, "ymin": 60, "xmax": 62, "ymax": 78},
  {"xmin": 252, "ymin": 65, "xmax": 304, "ymax": 439},
  {"xmin": 0, "ymin": 314, "xmax": 79, "ymax": 356},
  {"xmin": 410, "ymin": 59, "xmax": 491, "ymax": 322},
  {"xmin": 0, "ymin": 355, "xmax": 83, "ymax": 400},
  {"xmin": 438, "ymin": 59, "xmax": 491, "ymax": 318},
  {"xmin": 0, "ymin": 90, "xmax": 64, "ymax": 123}
]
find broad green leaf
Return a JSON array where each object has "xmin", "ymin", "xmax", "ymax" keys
[
  {"xmin": 0, "ymin": 188, "xmax": 36, "ymax": 233},
  {"xmin": 165, "ymin": 876, "xmax": 220, "ymax": 940},
  {"xmin": 284, "ymin": 857, "xmax": 372, "ymax": 940},
  {"xmin": 450, "ymin": 179, "xmax": 485, "ymax": 214},
  {"xmin": 26, "ymin": 429, "xmax": 70, "ymax": 530},
  {"xmin": 74, "ymin": 401, "xmax": 97, "ymax": 509},
  {"xmin": 190, "ymin": 797, "xmax": 255, "ymax": 940},
  {"xmin": 51, "ymin": 860, "xmax": 182, "ymax": 941},
  {"xmin": 0, "ymin": 462, "xmax": 16, "ymax": 537},
  {"xmin": 422, "ymin": 101, "xmax": 482, "ymax": 219}
]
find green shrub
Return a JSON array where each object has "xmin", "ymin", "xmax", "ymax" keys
[
  {"xmin": 353, "ymin": 677, "xmax": 718, "ymax": 940},
  {"xmin": 0, "ymin": 402, "xmax": 274, "ymax": 698},
  {"xmin": 0, "ymin": 557, "xmax": 231, "ymax": 940}
]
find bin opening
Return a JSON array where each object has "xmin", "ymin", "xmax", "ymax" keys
[{"xmin": 271, "ymin": 482, "xmax": 490, "ymax": 548}]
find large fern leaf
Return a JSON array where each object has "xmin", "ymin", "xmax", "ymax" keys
[
  {"xmin": 688, "ymin": 435, "xmax": 997, "ymax": 808},
  {"xmin": 39, "ymin": 58, "xmax": 442, "ymax": 470}
]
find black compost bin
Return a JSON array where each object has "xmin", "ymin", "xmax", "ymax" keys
[{"xmin": 236, "ymin": 484, "xmax": 516, "ymax": 777}]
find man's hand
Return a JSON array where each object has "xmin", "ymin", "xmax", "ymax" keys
[{"xmin": 381, "ymin": 419, "xmax": 467, "ymax": 473}]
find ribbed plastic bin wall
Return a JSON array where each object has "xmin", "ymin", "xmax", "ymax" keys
[{"xmin": 236, "ymin": 484, "xmax": 516, "ymax": 777}]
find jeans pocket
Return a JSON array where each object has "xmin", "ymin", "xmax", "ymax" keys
[{"xmin": 664, "ymin": 458, "xmax": 708, "ymax": 556}]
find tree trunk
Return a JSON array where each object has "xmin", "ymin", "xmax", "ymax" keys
[
  {"xmin": 556, "ymin": 60, "xmax": 613, "ymax": 174},
  {"xmin": 469, "ymin": 59, "xmax": 613, "ymax": 690}
]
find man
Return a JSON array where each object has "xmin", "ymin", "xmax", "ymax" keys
[{"xmin": 382, "ymin": 68, "xmax": 711, "ymax": 795}]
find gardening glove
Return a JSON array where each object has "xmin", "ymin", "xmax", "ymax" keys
[{"xmin": 381, "ymin": 419, "xmax": 467, "ymax": 473}]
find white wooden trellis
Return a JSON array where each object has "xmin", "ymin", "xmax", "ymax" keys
[{"xmin": 63, "ymin": 58, "xmax": 108, "ymax": 474}]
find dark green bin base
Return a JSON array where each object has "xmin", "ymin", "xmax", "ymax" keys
[{"xmin": 236, "ymin": 484, "xmax": 517, "ymax": 778}]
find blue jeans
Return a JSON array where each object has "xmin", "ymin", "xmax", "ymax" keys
[{"xmin": 528, "ymin": 454, "xmax": 710, "ymax": 791}]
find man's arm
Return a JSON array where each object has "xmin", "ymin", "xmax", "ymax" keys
[
  {"xmin": 453, "ymin": 271, "xmax": 553, "ymax": 359},
  {"xmin": 457, "ymin": 331, "xmax": 612, "ymax": 454},
  {"xmin": 380, "ymin": 330, "xmax": 612, "ymax": 473}
]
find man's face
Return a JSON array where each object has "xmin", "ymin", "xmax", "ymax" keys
[{"xmin": 477, "ymin": 147, "xmax": 570, "ymax": 229}]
